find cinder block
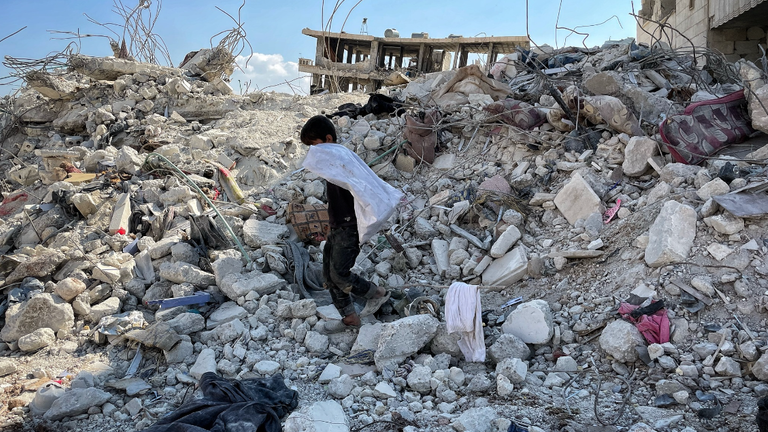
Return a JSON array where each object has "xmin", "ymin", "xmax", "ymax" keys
[
  {"xmin": 722, "ymin": 28, "xmax": 747, "ymax": 41},
  {"xmin": 748, "ymin": 26, "xmax": 766, "ymax": 41},
  {"xmin": 735, "ymin": 40, "xmax": 761, "ymax": 54},
  {"xmin": 710, "ymin": 40, "xmax": 735, "ymax": 55}
]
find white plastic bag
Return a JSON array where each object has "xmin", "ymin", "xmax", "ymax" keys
[
  {"xmin": 302, "ymin": 143, "xmax": 404, "ymax": 244},
  {"xmin": 445, "ymin": 282, "xmax": 486, "ymax": 362}
]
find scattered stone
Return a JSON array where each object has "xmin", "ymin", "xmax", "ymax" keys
[
  {"xmin": 502, "ymin": 300, "xmax": 554, "ymax": 344},
  {"xmin": 599, "ymin": 319, "xmax": 646, "ymax": 363},
  {"xmin": 44, "ymin": 388, "xmax": 111, "ymax": 421},
  {"xmin": 375, "ymin": 315, "xmax": 439, "ymax": 371},
  {"xmin": 645, "ymin": 200, "xmax": 697, "ymax": 267},
  {"xmin": 1, "ymin": 293, "xmax": 74, "ymax": 342},
  {"xmin": 488, "ymin": 334, "xmax": 531, "ymax": 363},
  {"xmin": 554, "ymin": 172, "xmax": 603, "ymax": 225},
  {"xmin": 623, "ymin": 137, "xmax": 658, "ymax": 177},
  {"xmin": 18, "ymin": 328, "xmax": 56, "ymax": 352}
]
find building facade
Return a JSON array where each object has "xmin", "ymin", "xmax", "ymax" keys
[
  {"xmin": 637, "ymin": 0, "xmax": 768, "ymax": 61},
  {"xmin": 298, "ymin": 28, "xmax": 529, "ymax": 93}
]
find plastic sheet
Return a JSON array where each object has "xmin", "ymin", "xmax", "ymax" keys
[{"xmin": 303, "ymin": 144, "xmax": 404, "ymax": 244}]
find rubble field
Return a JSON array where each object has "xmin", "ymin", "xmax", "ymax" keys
[{"xmin": 2, "ymin": 40, "xmax": 768, "ymax": 432}]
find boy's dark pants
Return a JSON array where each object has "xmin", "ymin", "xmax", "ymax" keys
[{"xmin": 323, "ymin": 226, "xmax": 377, "ymax": 316}]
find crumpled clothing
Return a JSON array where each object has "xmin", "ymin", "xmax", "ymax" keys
[
  {"xmin": 144, "ymin": 372, "xmax": 298, "ymax": 432},
  {"xmin": 547, "ymin": 85, "xmax": 643, "ymax": 136},
  {"xmin": 483, "ymin": 99, "xmax": 547, "ymax": 130},
  {"xmin": 618, "ymin": 302, "xmax": 670, "ymax": 344},
  {"xmin": 403, "ymin": 110, "xmax": 441, "ymax": 164},
  {"xmin": 445, "ymin": 282, "xmax": 486, "ymax": 362}
]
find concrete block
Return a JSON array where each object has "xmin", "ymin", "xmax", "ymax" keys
[
  {"xmin": 481, "ymin": 247, "xmax": 527, "ymax": 287},
  {"xmin": 554, "ymin": 172, "xmax": 603, "ymax": 225},
  {"xmin": 432, "ymin": 239, "xmax": 450, "ymax": 277},
  {"xmin": 623, "ymin": 137, "xmax": 658, "ymax": 177},
  {"xmin": 645, "ymin": 200, "xmax": 697, "ymax": 267},
  {"xmin": 748, "ymin": 26, "xmax": 766, "ymax": 41},
  {"xmin": 710, "ymin": 40, "xmax": 735, "ymax": 55},
  {"xmin": 736, "ymin": 40, "xmax": 761, "ymax": 54},
  {"xmin": 109, "ymin": 193, "xmax": 131, "ymax": 235},
  {"xmin": 72, "ymin": 193, "xmax": 99, "ymax": 217},
  {"xmin": 501, "ymin": 299, "xmax": 554, "ymax": 344}
]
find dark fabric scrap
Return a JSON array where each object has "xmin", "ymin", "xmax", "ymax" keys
[
  {"xmin": 403, "ymin": 110, "xmax": 441, "ymax": 164},
  {"xmin": 144, "ymin": 372, "xmax": 298, "ymax": 432},
  {"xmin": 483, "ymin": 99, "xmax": 546, "ymax": 130}
]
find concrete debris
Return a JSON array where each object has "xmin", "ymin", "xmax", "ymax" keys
[{"xmin": 1, "ymin": 33, "xmax": 768, "ymax": 432}]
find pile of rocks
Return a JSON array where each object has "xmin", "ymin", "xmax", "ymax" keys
[{"xmin": 1, "ymin": 40, "xmax": 768, "ymax": 432}]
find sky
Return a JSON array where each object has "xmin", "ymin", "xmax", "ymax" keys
[{"xmin": 0, "ymin": 0, "xmax": 637, "ymax": 96}]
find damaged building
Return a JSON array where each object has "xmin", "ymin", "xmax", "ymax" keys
[
  {"xmin": 298, "ymin": 28, "xmax": 530, "ymax": 93},
  {"xmin": 637, "ymin": 0, "xmax": 768, "ymax": 61}
]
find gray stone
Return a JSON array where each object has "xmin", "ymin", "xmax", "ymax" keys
[
  {"xmin": 715, "ymin": 357, "xmax": 741, "ymax": 377},
  {"xmin": 374, "ymin": 382, "xmax": 397, "ymax": 399},
  {"xmin": 501, "ymin": 300, "xmax": 553, "ymax": 344},
  {"xmin": 54, "ymin": 278, "xmax": 87, "ymax": 302},
  {"xmin": 166, "ymin": 313, "xmax": 206, "ymax": 335},
  {"xmin": 466, "ymin": 373, "xmax": 493, "ymax": 393},
  {"xmin": 697, "ymin": 178, "xmax": 730, "ymax": 201},
  {"xmin": 431, "ymin": 239, "xmax": 450, "ymax": 277},
  {"xmin": 430, "ymin": 323, "xmax": 462, "ymax": 358},
  {"xmin": 148, "ymin": 236, "xmax": 180, "ymax": 259},
  {"xmin": 212, "ymin": 257, "xmax": 243, "ymax": 287},
  {"xmin": 290, "ymin": 299, "xmax": 317, "ymax": 319},
  {"xmin": 190, "ymin": 348, "xmax": 217, "ymax": 379},
  {"xmin": 1, "ymin": 293, "xmax": 74, "ymax": 342},
  {"xmin": 622, "ymin": 137, "xmax": 658, "ymax": 177},
  {"xmin": 659, "ymin": 163, "xmax": 701, "ymax": 183},
  {"xmin": 599, "ymin": 319, "xmax": 645, "ymax": 363},
  {"xmin": 171, "ymin": 242, "xmax": 199, "ymax": 264},
  {"xmin": 159, "ymin": 262, "xmax": 215, "ymax": 287},
  {"xmin": 496, "ymin": 358, "xmax": 527, "ymax": 384},
  {"xmin": 207, "ymin": 302, "xmax": 248, "ymax": 328},
  {"xmin": 704, "ymin": 213, "xmax": 745, "ymax": 235},
  {"xmin": 554, "ymin": 172, "xmax": 602, "ymax": 225},
  {"xmin": 645, "ymin": 201, "xmax": 697, "ymax": 267},
  {"xmin": 555, "ymin": 356, "xmax": 578, "ymax": 372},
  {"xmin": 351, "ymin": 323, "xmax": 383, "ymax": 354},
  {"xmin": 655, "ymin": 379, "xmax": 689, "ymax": 395},
  {"xmin": 164, "ymin": 337, "xmax": 193, "ymax": 364},
  {"xmin": 752, "ymin": 353, "xmax": 768, "ymax": 381},
  {"xmin": 254, "ymin": 360, "xmax": 281, "ymax": 375},
  {"xmin": 0, "ymin": 359, "xmax": 17, "ymax": 376},
  {"xmin": 284, "ymin": 400, "xmax": 349, "ymax": 432},
  {"xmin": 87, "ymin": 297, "xmax": 121, "ymax": 323},
  {"xmin": 488, "ymin": 334, "xmax": 531, "ymax": 363},
  {"xmin": 319, "ymin": 364, "xmax": 342, "ymax": 384},
  {"xmin": 414, "ymin": 217, "xmax": 438, "ymax": 238},
  {"xmin": 375, "ymin": 315, "xmax": 439, "ymax": 371},
  {"xmin": 18, "ymin": 327, "xmax": 56, "ymax": 352},
  {"xmin": 490, "ymin": 225, "xmax": 521, "ymax": 258},
  {"xmin": 453, "ymin": 407, "xmax": 496, "ymax": 432},
  {"xmin": 304, "ymin": 331, "xmax": 330, "ymax": 353},
  {"xmin": 243, "ymin": 219, "xmax": 289, "ymax": 248},
  {"xmin": 123, "ymin": 397, "xmax": 143, "ymax": 417},
  {"xmin": 328, "ymin": 374, "xmax": 355, "ymax": 398},
  {"xmin": 219, "ymin": 271, "xmax": 284, "ymax": 300},
  {"xmin": 407, "ymin": 365, "xmax": 433, "ymax": 394},
  {"xmin": 482, "ymin": 247, "xmax": 528, "ymax": 287},
  {"xmin": 44, "ymin": 388, "xmax": 112, "ymax": 420}
]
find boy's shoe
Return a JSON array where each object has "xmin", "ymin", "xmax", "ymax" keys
[
  {"xmin": 360, "ymin": 290, "xmax": 390, "ymax": 317},
  {"xmin": 342, "ymin": 313, "xmax": 361, "ymax": 327}
]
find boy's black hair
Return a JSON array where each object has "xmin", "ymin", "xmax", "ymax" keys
[{"xmin": 300, "ymin": 115, "xmax": 337, "ymax": 144}]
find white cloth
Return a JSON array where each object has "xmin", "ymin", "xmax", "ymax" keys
[
  {"xmin": 302, "ymin": 143, "xmax": 404, "ymax": 244},
  {"xmin": 445, "ymin": 282, "xmax": 486, "ymax": 362}
]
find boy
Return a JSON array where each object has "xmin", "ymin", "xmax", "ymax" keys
[{"xmin": 300, "ymin": 115, "xmax": 389, "ymax": 327}]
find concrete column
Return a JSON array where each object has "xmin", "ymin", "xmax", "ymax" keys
[
  {"xmin": 369, "ymin": 41, "xmax": 380, "ymax": 71},
  {"xmin": 452, "ymin": 44, "xmax": 461, "ymax": 69},
  {"xmin": 487, "ymin": 42, "xmax": 495, "ymax": 73},
  {"xmin": 416, "ymin": 43, "xmax": 426, "ymax": 72}
]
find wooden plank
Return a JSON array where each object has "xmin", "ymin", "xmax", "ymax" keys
[{"xmin": 670, "ymin": 278, "xmax": 713, "ymax": 306}]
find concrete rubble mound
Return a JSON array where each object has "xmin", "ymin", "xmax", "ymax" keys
[{"xmin": 2, "ymin": 33, "xmax": 768, "ymax": 432}]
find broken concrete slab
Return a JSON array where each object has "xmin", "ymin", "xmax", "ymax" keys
[
  {"xmin": 0, "ymin": 293, "xmax": 74, "ymax": 342},
  {"xmin": 645, "ymin": 200, "xmax": 697, "ymax": 267},
  {"xmin": 554, "ymin": 172, "xmax": 603, "ymax": 225},
  {"xmin": 502, "ymin": 300, "xmax": 554, "ymax": 344},
  {"xmin": 622, "ymin": 137, "xmax": 658, "ymax": 177},
  {"xmin": 481, "ymin": 247, "xmax": 528, "ymax": 288}
]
